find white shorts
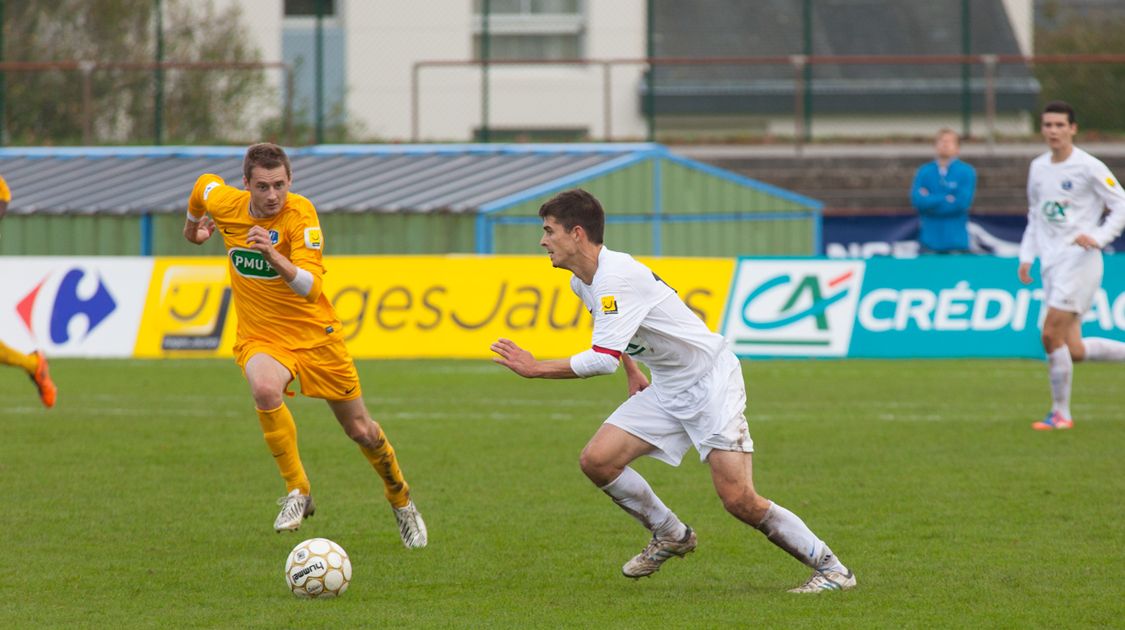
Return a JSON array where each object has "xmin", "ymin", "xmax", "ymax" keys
[
  {"xmin": 1043, "ymin": 247, "xmax": 1102, "ymax": 315},
  {"xmin": 605, "ymin": 351, "xmax": 753, "ymax": 466}
]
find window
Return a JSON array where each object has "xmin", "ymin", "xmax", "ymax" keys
[
  {"xmin": 283, "ymin": 0, "xmax": 346, "ymax": 130},
  {"xmin": 472, "ymin": 0, "xmax": 585, "ymax": 61},
  {"xmin": 284, "ymin": 0, "xmax": 336, "ymax": 17}
]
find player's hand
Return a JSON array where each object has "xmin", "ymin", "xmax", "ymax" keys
[
  {"xmin": 625, "ymin": 368, "xmax": 649, "ymax": 396},
  {"xmin": 185, "ymin": 216, "xmax": 216, "ymax": 244},
  {"xmin": 246, "ymin": 225, "xmax": 280, "ymax": 261},
  {"xmin": 1073, "ymin": 233, "xmax": 1100, "ymax": 250},
  {"xmin": 1018, "ymin": 262, "xmax": 1033, "ymax": 285},
  {"xmin": 490, "ymin": 338, "xmax": 540, "ymax": 378}
]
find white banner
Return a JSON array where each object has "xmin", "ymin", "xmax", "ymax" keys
[{"xmin": 0, "ymin": 257, "xmax": 154, "ymax": 357}]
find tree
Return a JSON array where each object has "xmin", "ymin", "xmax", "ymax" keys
[
  {"xmin": 1034, "ymin": 4, "xmax": 1125, "ymax": 134},
  {"xmin": 3, "ymin": 0, "xmax": 276, "ymax": 144}
]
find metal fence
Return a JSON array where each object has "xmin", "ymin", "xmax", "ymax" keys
[{"xmin": 411, "ymin": 53, "xmax": 1125, "ymax": 147}]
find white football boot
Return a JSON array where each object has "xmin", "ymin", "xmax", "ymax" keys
[
  {"xmin": 393, "ymin": 501, "xmax": 428, "ymax": 549},
  {"xmin": 788, "ymin": 568, "xmax": 857, "ymax": 593},
  {"xmin": 622, "ymin": 527, "xmax": 697, "ymax": 578},
  {"xmin": 274, "ymin": 489, "xmax": 316, "ymax": 532}
]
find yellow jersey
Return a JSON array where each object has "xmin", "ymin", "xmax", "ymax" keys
[
  {"xmin": 188, "ymin": 174, "xmax": 341, "ymax": 350},
  {"xmin": 0, "ymin": 175, "xmax": 11, "ymax": 202}
]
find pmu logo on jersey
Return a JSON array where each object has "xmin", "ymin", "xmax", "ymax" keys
[
  {"xmin": 16, "ymin": 268, "xmax": 117, "ymax": 345},
  {"xmin": 721, "ymin": 260, "xmax": 865, "ymax": 357},
  {"xmin": 230, "ymin": 247, "xmax": 280, "ymax": 279}
]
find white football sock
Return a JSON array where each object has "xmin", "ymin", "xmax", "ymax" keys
[
  {"xmin": 600, "ymin": 467, "xmax": 687, "ymax": 541},
  {"xmin": 755, "ymin": 501, "xmax": 845, "ymax": 572},
  {"xmin": 1047, "ymin": 345, "xmax": 1072, "ymax": 418},
  {"xmin": 1082, "ymin": 337, "xmax": 1125, "ymax": 362}
]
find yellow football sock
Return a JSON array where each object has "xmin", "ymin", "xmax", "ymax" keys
[
  {"xmin": 0, "ymin": 342, "xmax": 37, "ymax": 374},
  {"xmin": 257, "ymin": 403, "xmax": 310, "ymax": 495},
  {"xmin": 359, "ymin": 428, "xmax": 411, "ymax": 508}
]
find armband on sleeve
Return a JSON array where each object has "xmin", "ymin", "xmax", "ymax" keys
[
  {"xmin": 286, "ymin": 267, "xmax": 321, "ymax": 301},
  {"xmin": 569, "ymin": 346, "xmax": 621, "ymax": 377}
]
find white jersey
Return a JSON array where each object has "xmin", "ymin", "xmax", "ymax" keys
[
  {"xmin": 1020, "ymin": 146, "xmax": 1125, "ymax": 268},
  {"xmin": 571, "ymin": 247, "xmax": 727, "ymax": 396}
]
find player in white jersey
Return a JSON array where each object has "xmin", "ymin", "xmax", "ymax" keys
[
  {"xmin": 1019, "ymin": 101, "xmax": 1125, "ymax": 431},
  {"xmin": 490, "ymin": 189, "xmax": 855, "ymax": 593}
]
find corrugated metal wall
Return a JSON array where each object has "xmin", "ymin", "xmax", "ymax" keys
[
  {"xmin": 488, "ymin": 158, "xmax": 816, "ymax": 256},
  {"xmin": 0, "ymin": 152, "xmax": 816, "ymax": 257},
  {"xmin": 0, "ymin": 213, "xmax": 477, "ymax": 256}
]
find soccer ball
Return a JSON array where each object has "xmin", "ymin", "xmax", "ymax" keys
[{"xmin": 285, "ymin": 538, "xmax": 352, "ymax": 598}]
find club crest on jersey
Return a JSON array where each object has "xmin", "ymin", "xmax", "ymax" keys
[
  {"xmin": 268, "ymin": 229, "xmax": 279, "ymax": 245},
  {"xmin": 1106, "ymin": 177, "xmax": 1118, "ymax": 189},
  {"xmin": 304, "ymin": 227, "xmax": 323, "ymax": 250},
  {"xmin": 1061, "ymin": 180, "xmax": 1073, "ymax": 191},
  {"xmin": 600, "ymin": 295, "xmax": 618, "ymax": 314}
]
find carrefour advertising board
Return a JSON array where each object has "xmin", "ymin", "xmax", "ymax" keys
[
  {"xmin": 722, "ymin": 256, "xmax": 1125, "ymax": 358},
  {"xmin": 0, "ymin": 258, "xmax": 152, "ymax": 357}
]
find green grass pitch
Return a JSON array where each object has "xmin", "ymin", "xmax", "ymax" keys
[{"xmin": 1, "ymin": 358, "xmax": 1122, "ymax": 628}]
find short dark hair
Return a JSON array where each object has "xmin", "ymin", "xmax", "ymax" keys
[
  {"xmin": 243, "ymin": 142, "xmax": 291, "ymax": 181},
  {"xmin": 1042, "ymin": 100, "xmax": 1076, "ymax": 125},
  {"xmin": 538, "ymin": 189, "xmax": 605, "ymax": 245}
]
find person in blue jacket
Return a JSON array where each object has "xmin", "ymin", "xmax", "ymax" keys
[{"xmin": 910, "ymin": 128, "xmax": 977, "ymax": 253}]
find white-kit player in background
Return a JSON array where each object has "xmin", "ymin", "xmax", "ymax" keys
[
  {"xmin": 490, "ymin": 189, "xmax": 855, "ymax": 593},
  {"xmin": 1020, "ymin": 100, "xmax": 1125, "ymax": 431}
]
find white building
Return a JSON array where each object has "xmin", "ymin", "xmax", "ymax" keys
[
  {"xmin": 219, "ymin": 0, "xmax": 647, "ymax": 142},
  {"xmin": 215, "ymin": 0, "xmax": 1035, "ymax": 143}
]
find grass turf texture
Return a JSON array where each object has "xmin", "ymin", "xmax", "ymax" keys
[{"xmin": 1, "ymin": 358, "xmax": 1122, "ymax": 628}]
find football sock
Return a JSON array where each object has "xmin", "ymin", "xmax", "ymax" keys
[
  {"xmin": 1082, "ymin": 337, "xmax": 1125, "ymax": 361},
  {"xmin": 257, "ymin": 403, "xmax": 310, "ymax": 496},
  {"xmin": 358, "ymin": 427, "xmax": 411, "ymax": 509},
  {"xmin": 755, "ymin": 501, "xmax": 845, "ymax": 572},
  {"xmin": 600, "ymin": 467, "xmax": 687, "ymax": 541},
  {"xmin": 1047, "ymin": 345, "xmax": 1073, "ymax": 418},
  {"xmin": 0, "ymin": 342, "xmax": 38, "ymax": 374}
]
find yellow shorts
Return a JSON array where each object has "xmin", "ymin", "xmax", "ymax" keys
[{"xmin": 235, "ymin": 337, "xmax": 362, "ymax": 401}]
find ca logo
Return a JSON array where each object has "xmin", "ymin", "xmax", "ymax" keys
[
  {"xmin": 722, "ymin": 261, "xmax": 865, "ymax": 357},
  {"xmin": 741, "ymin": 273, "xmax": 851, "ymax": 330}
]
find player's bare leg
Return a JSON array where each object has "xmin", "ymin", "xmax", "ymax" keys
[
  {"xmin": 330, "ymin": 398, "xmax": 427, "ymax": 549},
  {"xmin": 580, "ymin": 424, "xmax": 695, "ymax": 578},
  {"xmin": 246, "ymin": 353, "xmax": 314, "ymax": 531},
  {"xmin": 707, "ymin": 450, "xmax": 854, "ymax": 592}
]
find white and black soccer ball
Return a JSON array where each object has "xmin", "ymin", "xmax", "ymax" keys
[{"xmin": 285, "ymin": 538, "xmax": 352, "ymax": 598}]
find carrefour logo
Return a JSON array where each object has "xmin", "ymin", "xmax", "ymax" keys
[
  {"xmin": 722, "ymin": 260, "xmax": 864, "ymax": 357},
  {"xmin": 16, "ymin": 268, "xmax": 117, "ymax": 344}
]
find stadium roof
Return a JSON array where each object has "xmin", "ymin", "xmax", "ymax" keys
[{"xmin": 0, "ymin": 144, "xmax": 665, "ymax": 215}]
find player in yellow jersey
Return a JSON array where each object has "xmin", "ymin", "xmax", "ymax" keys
[
  {"xmin": 182, "ymin": 143, "xmax": 426, "ymax": 547},
  {"xmin": 0, "ymin": 174, "xmax": 57, "ymax": 409}
]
